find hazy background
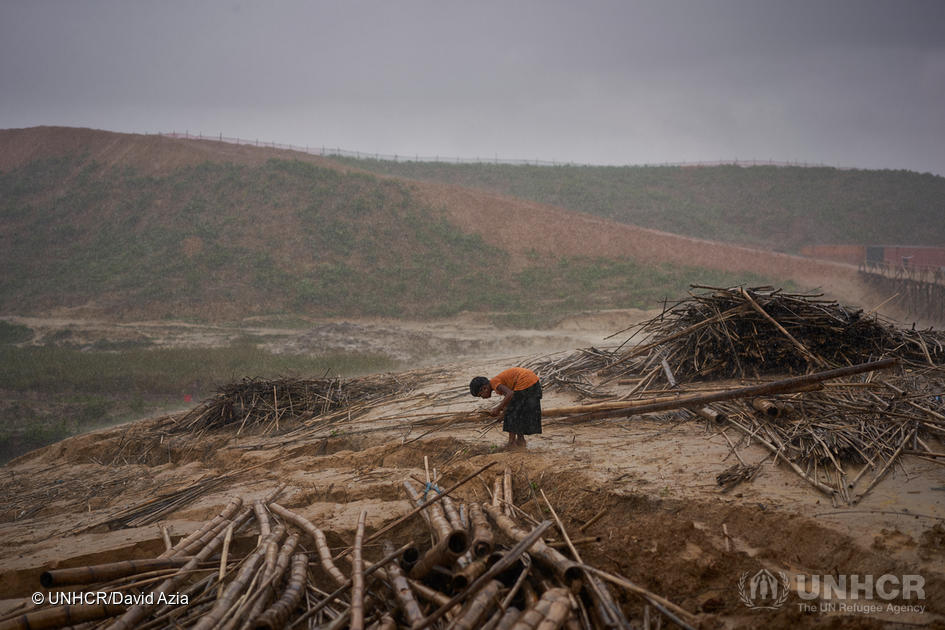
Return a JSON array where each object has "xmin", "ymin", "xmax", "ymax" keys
[{"xmin": 1, "ymin": 0, "xmax": 943, "ymax": 174}]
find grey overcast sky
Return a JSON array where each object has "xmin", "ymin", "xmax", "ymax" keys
[{"xmin": 1, "ymin": 0, "xmax": 943, "ymax": 174}]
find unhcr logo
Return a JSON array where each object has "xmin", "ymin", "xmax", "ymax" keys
[
  {"xmin": 738, "ymin": 569, "xmax": 790, "ymax": 609},
  {"xmin": 738, "ymin": 568, "xmax": 927, "ymax": 613}
]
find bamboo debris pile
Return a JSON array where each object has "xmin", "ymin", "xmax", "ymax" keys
[
  {"xmin": 172, "ymin": 374, "xmax": 417, "ymax": 434},
  {"xmin": 521, "ymin": 286, "xmax": 945, "ymax": 503},
  {"xmin": 603, "ymin": 285, "xmax": 945, "ymax": 382},
  {"xmin": 5, "ymin": 465, "xmax": 698, "ymax": 630},
  {"xmin": 702, "ymin": 371, "xmax": 945, "ymax": 503},
  {"xmin": 525, "ymin": 347, "xmax": 617, "ymax": 398}
]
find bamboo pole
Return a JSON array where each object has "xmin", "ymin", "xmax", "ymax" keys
[
  {"xmin": 350, "ymin": 510, "xmax": 367, "ymax": 630},
  {"xmin": 381, "ymin": 541, "xmax": 424, "ymax": 628},
  {"xmin": 39, "ymin": 557, "xmax": 192, "ymax": 588},
  {"xmin": 239, "ymin": 533, "xmax": 300, "ymax": 630},
  {"xmin": 253, "ymin": 500, "xmax": 271, "ymax": 538},
  {"xmin": 0, "ymin": 604, "xmax": 127, "ymax": 630},
  {"xmin": 159, "ymin": 497, "xmax": 242, "ymax": 558},
  {"xmin": 483, "ymin": 504, "xmax": 582, "ymax": 587},
  {"xmin": 469, "ymin": 502, "xmax": 495, "ymax": 558},
  {"xmin": 452, "ymin": 580, "xmax": 503, "ymax": 630},
  {"xmin": 503, "ymin": 466, "xmax": 514, "ymax": 517},
  {"xmin": 510, "ymin": 588, "xmax": 570, "ymax": 630},
  {"xmin": 252, "ymin": 553, "xmax": 308, "ymax": 630},
  {"xmin": 268, "ymin": 503, "xmax": 347, "ymax": 587},
  {"xmin": 285, "ymin": 543, "xmax": 412, "ymax": 630},
  {"xmin": 565, "ymin": 358, "xmax": 898, "ymax": 422},
  {"xmin": 191, "ymin": 526, "xmax": 285, "ymax": 630}
]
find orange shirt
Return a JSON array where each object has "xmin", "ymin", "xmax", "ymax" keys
[{"xmin": 490, "ymin": 367, "xmax": 539, "ymax": 392}]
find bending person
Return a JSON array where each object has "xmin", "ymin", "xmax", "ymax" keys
[{"xmin": 469, "ymin": 367, "xmax": 542, "ymax": 449}]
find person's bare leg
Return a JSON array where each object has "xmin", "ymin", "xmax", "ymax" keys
[
  {"xmin": 516, "ymin": 434, "xmax": 526, "ymax": 448},
  {"xmin": 507, "ymin": 433, "xmax": 516, "ymax": 449}
]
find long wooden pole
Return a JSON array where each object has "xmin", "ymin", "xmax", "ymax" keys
[{"xmin": 565, "ymin": 358, "xmax": 898, "ymax": 422}]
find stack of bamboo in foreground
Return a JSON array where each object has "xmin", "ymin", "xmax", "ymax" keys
[
  {"xmin": 172, "ymin": 373, "xmax": 417, "ymax": 435},
  {"xmin": 1, "ymin": 464, "xmax": 697, "ymax": 630}
]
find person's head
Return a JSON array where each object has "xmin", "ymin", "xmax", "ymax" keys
[{"xmin": 469, "ymin": 376, "xmax": 492, "ymax": 398}]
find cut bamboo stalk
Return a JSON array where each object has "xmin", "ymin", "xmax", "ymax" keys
[
  {"xmin": 750, "ymin": 398, "xmax": 783, "ymax": 418},
  {"xmin": 191, "ymin": 525, "xmax": 285, "ymax": 630},
  {"xmin": 578, "ymin": 507, "xmax": 607, "ymax": 533},
  {"xmin": 254, "ymin": 500, "xmax": 271, "ymax": 538},
  {"xmin": 407, "ymin": 528, "xmax": 467, "ymax": 580},
  {"xmin": 160, "ymin": 525, "xmax": 173, "ymax": 552},
  {"xmin": 382, "ymin": 540, "xmax": 424, "ymax": 628},
  {"xmin": 350, "ymin": 510, "xmax": 367, "ymax": 630},
  {"xmin": 0, "ymin": 603, "xmax": 127, "ymax": 630},
  {"xmin": 253, "ymin": 553, "xmax": 308, "ymax": 630},
  {"xmin": 285, "ymin": 543, "xmax": 412, "ymax": 630},
  {"xmin": 441, "ymin": 494, "xmax": 464, "ymax": 531},
  {"xmin": 493, "ymin": 475, "xmax": 504, "ymax": 509},
  {"xmin": 218, "ymin": 522, "xmax": 235, "ymax": 598},
  {"xmin": 491, "ymin": 607, "xmax": 523, "ymax": 630},
  {"xmin": 453, "ymin": 579, "xmax": 503, "ymax": 630},
  {"xmin": 159, "ymin": 497, "xmax": 243, "ymax": 558},
  {"xmin": 239, "ymin": 533, "xmax": 300, "ymax": 630},
  {"xmin": 469, "ymin": 502, "xmax": 495, "ymax": 557},
  {"xmin": 40, "ymin": 557, "xmax": 192, "ymax": 588},
  {"xmin": 410, "ymin": 519, "xmax": 553, "ymax": 630},
  {"xmin": 483, "ymin": 504, "xmax": 582, "ymax": 587},
  {"xmin": 510, "ymin": 588, "xmax": 569, "ymax": 630},
  {"xmin": 269, "ymin": 503, "xmax": 347, "ymax": 587},
  {"xmin": 503, "ymin": 467, "xmax": 514, "ymax": 517},
  {"xmin": 452, "ymin": 554, "xmax": 490, "ymax": 591},
  {"xmin": 566, "ymin": 358, "xmax": 898, "ymax": 422},
  {"xmin": 694, "ymin": 406, "xmax": 727, "ymax": 424}
]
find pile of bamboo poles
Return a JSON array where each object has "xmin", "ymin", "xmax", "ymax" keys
[
  {"xmin": 172, "ymin": 374, "xmax": 417, "ymax": 435},
  {"xmin": 518, "ymin": 287, "xmax": 945, "ymax": 503},
  {"xmin": 601, "ymin": 285, "xmax": 945, "ymax": 382},
  {"xmin": 2, "ymin": 463, "xmax": 697, "ymax": 630},
  {"xmin": 700, "ymin": 370, "xmax": 945, "ymax": 503}
]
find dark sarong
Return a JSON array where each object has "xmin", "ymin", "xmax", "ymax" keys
[{"xmin": 502, "ymin": 381, "xmax": 542, "ymax": 435}]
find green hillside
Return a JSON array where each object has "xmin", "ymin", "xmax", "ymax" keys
[
  {"xmin": 331, "ymin": 159, "xmax": 945, "ymax": 252},
  {"xmin": 0, "ymin": 148, "xmax": 766, "ymax": 324}
]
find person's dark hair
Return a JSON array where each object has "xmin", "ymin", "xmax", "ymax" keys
[{"xmin": 469, "ymin": 376, "xmax": 489, "ymax": 397}]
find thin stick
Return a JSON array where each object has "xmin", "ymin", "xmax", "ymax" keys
[
  {"xmin": 540, "ymin": 489, "xmax": 627, "ymax": 630},
  {"xmin": 217, "ymin": 523, "xmax": 234, "ymax": 599},
  {"xmin": 350, "ymin": 510, "xmax": 367, "ymax": 630},
  {"xmin": 574, "ymin": 563, "xmax": 698, "ymax": 630}
]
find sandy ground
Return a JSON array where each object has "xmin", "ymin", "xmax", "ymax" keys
[{"xmin": 1, "ymin": 315, "xmax": 944, "ymax": 629}]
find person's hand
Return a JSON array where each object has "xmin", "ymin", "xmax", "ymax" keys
[{"xmin": 488, "ymin": 407, "xmax": 502, "ymax": 418}]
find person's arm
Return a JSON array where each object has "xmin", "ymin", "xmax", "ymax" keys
[{"xmin": 489, "ymin": 384, "xmax": 514, "ymax": 416}]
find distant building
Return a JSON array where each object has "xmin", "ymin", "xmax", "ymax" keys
[{"xmin": 801, "ymin": 244, "xmax": 945, "ymax": 270}]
